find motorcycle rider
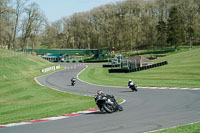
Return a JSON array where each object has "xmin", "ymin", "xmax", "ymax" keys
[
  {"xmin": 95, "ymin": 90, "xmax": 113, "ymax": 112},
  {"xmin": 128, "ymin": 79, "xmax": 132, "ymax": 86},
  {"xmin": 95, "ymin": 90, "xmax": 123, "ymax": 112},
  {"xmin": 128, "ymin": 79, "xmax": 137, "ymax": 91},
  {"xmin": 96, "ymin": 90, "xmax": 113, "ymax": 98},
  {"xmin": 71, "ymin": 77, "xmax": 76, "ymax": 85}
]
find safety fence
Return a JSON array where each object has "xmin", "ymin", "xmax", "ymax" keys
[
  {"xmin": 109, "ymin": 61, "xmax": 168, "ymax": 73},
  {"xmin": 19, "ymin": 49, "xmax": 110, "ymax": 55},
  {"xmin": 102, "ymin": 64, "xmax": 120, "ymax": 67},
  {"xmin": 41, "ymin": 65, "xmax": 61, "ymax": 73}
]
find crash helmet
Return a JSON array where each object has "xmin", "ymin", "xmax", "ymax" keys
[
  {"xmin": 129, "ymin": 79, "xmax": 132, "ymax": 82},
  {"xmin": 97, "ymin": 90, "xmax": 103, "ymax": 95}
]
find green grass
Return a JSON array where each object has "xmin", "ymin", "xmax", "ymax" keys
[
  {"xmin": 79, "ymin": 48, "xmax": 200, "ymax": 88},
  {"xmin": 153, "ymin": 122, "xmax": 200, "ymax": 133},
  {"xmin": 0, "ymin": 49, "xmax": 14, "ymax": 54},
  {"xmin": 0, "ymin": 50, "xmax": 96, "ymax": 124},
  {"xmin": 121, "ymin": 46, "xmax": 200, "ymax": 58}
]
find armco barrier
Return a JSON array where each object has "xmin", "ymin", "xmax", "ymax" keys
[
  {"xmin": 84, "ymin": 60, "xmax": 108, "ymax": 63},
  {"xmin": 109, "ymin": 69, "xmax": 130, "ymax": 73},
  {"xmin": 103, "ymin": 64, "xmax": 120, "ymax": 67},
  {"xmin": 41, "ymin": 65, "xmax": 60, "ymax": 73},
  {"xmin": 108, "ymin": 61, "xmax": 168, "ymax": 73}
]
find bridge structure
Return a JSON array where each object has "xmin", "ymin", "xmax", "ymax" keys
[
  {"xmin": 23, "ymin": 49, "xmax": 109, "ymax": 55},
  {"xmin": 21, "ymin": 49, "xmax": 110, "ymax": 62}
]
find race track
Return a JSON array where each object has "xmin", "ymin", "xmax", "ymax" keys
[{"xmin": 1, "ymin": 63, "xmax": 200, "ymax": 133}]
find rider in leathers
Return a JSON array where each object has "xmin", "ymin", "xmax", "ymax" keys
[
  {"xmin": 128, "ymin": 79, "xmax": 137, "ymax": 91},
  {"xmin": 71, "ymin": 77, "xmax": 76, "ymax": 85},
  {"xmin": 95, "ymin": 90, "xmax": 113, "ymax": 112}
]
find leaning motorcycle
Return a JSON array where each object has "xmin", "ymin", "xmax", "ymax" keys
[
  {"xmin": 128, "ymin": 82, "xmax": 137, "ymax": 92},
  {"xmin": 129, "ymin": 84, "xmax": 137, "ymax": 91},
  {"xmin": 71, "ymin": 80, "xmax": 75, "ymax": 86},
  {"xmin": 94, "ymin": 94, "xmax": 123, "ymax": 113}
]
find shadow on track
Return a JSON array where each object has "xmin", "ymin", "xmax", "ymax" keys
[
  {"xmin": 120, "ymin": 90, "xmax": 134, "ymax": 93},
  {"xmin": 85, "ymin": 111, "xmax": 104, "ymax": 115}
]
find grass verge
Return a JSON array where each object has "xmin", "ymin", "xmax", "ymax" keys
[
  {"xmin": 121, "ymin": 46, "xmax": 200, "ymax": 58},
  {"xmin": 0, "ymin": 50, "xmax": 96, "ymax": 124},
  {"xmin": 153, "ymin": 122, "xmax": 200, "ymax": 133},
  {"xmin": 79, "ymin": 48, "xmax": 200, "ymax": 88}
]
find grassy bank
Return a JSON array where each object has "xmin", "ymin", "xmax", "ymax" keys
[
  {"xmin": 0, "ymin": 50, "xmax": 96, "ymax": 124},
  {"xmin": 153, "ymin": 122, "xmax": 200, "ymax": 133},
  {"xmin": 121, "ymin": 46, "xmax": 200, "ymax": 58},
  {"xmin": 79, "ymin": 48, "xmax": 200, "ymax": 88}
]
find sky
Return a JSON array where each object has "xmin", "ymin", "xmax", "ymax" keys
[{"xmin": 28, "ymin": 0, "xmax": 123, "ymax": 22}]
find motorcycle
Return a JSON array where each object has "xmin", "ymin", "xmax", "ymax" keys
[
  {"xmin": 94, "ymin": 94, "xmax": 123, "ymax": 113},
  {"xmin": 128, "ymin": 82, "xmax": 137, "ymax": 92},
  {"xmin": 71, "ymin": 80, "xmax": 75, "ymax": 86},
  {"xmin": 129, "ymin": 84, "xmax": 137, "ymax": 91}
]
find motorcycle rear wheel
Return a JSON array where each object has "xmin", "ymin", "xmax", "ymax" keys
[
  {"xmin": 103, "ymin": 104, "xmax": 114, "ymax": 113},
  {"xmin": 118, "ymin": 105, "xmax": 123, "ymax": 111}
]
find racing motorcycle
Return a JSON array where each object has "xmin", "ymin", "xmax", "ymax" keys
[
  {"xmin": 94, "ymin": 94, "xmax": 123, "ymax": 113},
  {"xmin": 128, "ymin": 82, "xmax": 137, "ymax": 92},
  {"xmin": 71, "ymin": 80, "xmax": 75, "ymax": 86}
]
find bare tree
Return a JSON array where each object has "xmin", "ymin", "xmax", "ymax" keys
[
  {"xmin": 0, "ymin": 0, "xmax": 11, "ymax": 49},
  {"xmin": 11, "ymin": 0, "xmax": 27, "ymax": 50},
  {"xmin": 20, "ymin": 2, "xmax": 43, "ymax": 51}
]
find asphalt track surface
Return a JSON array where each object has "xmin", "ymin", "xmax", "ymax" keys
[{"xmin": 1, "ymin": 63, "xmax": 200, "ymax": 133}]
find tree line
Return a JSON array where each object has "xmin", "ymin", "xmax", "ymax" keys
[
  {"xmin": 0, "ymin": 0, "xmax": 46, "ymax": 51},
  {"xmin": 0, "ymin": 0, "xmax": 200, "ymax": 52}
]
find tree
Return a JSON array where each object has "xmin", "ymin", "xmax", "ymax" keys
[
  {"xmin": 156, "ymin": 0, "xmax": 169, "ymax": 21},
  {"xmin": 141, "ymin": 1, "xmax": 158, "ymax": 49},
  {"xmin": 156, "ymin": 20, "xmax": 167, "ymax": 49},
  {"xmin": 11, "ymin": 0, "xmax": 26, "ymax": 50},
  {"xmin": 41, "ymin": 21, "xmax": 60, "ymax": 49},
  {"xmin": 0, "ymin": 0, "xmax": 11, "ymax": 49},
  {"xmin": 30, "ymin": 13, "xmax": 46, "ymax": 50},
  {"xmin": 167, "ymin": 6, "xmax": 183, "ymax": 50},
  {"xmin": 180, "ymin": 0, "xmax": 199, "ymax": 50},
  {"xmin": 40, "ymin": 0, "xmax": 200, "ymax": 51},
  {"xmin": 20, "ymin": 2, "xmax": 44, "ymax": 51},
  {"xmin": 124, "ymin": 0, "xmax": 142, "ymax": 51}
]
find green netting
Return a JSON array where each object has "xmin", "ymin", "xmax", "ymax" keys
[{"xmin": 18, "ymin": 49, "xmax": 109, "ymax": 55}]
